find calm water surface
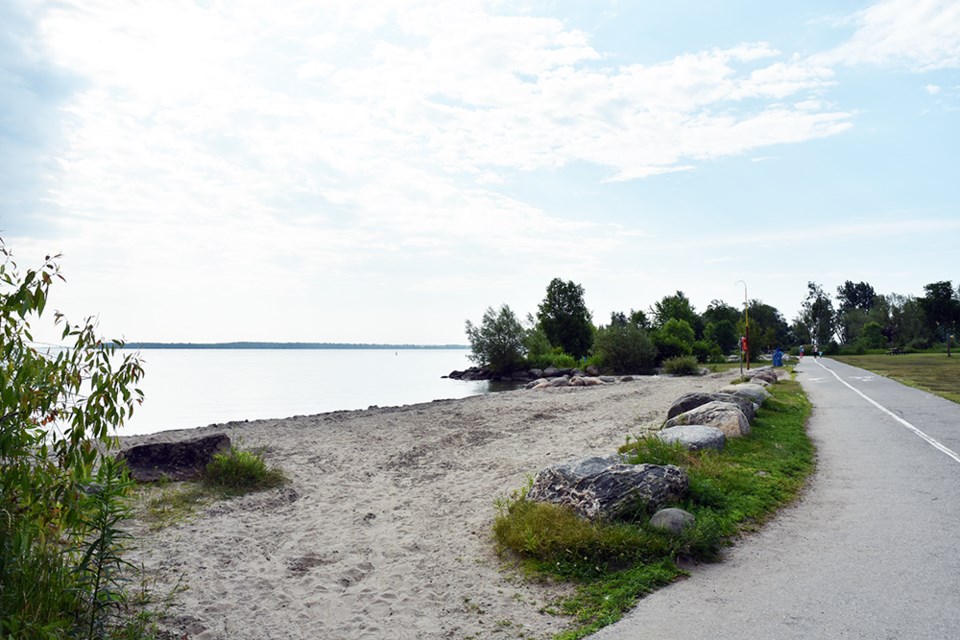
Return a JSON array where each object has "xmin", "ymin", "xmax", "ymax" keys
[{"xmin": 121, "ymin": 349, "xmax": 495, "ymax": 435}]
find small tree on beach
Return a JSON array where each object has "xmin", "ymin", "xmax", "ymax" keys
[
  {"xmin": 0, "ymin": 240, "xmax": 147, "ymax": 637},
  {"xmin": 465, "ymin": 304, "xmax": 527, "ymax": 373},
  {"xmin": 593, "ymin": 322, "xmax": 657, "ymax": 373}
]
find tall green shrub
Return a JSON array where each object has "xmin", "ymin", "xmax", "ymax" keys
[
  {"xmin": 653, "ymin": 318, "xmax": 695, "ymax": 362},
  {"xmin": 0, "ymin": 241, "xmax": 146, "ymax": 638},
  {"xmin": 465, "ymin": 304, "xmax": 527, "ymax": 373},
  {"xmin": 593, "ymin": 323, "xmax": 657, "ymax": 373}
]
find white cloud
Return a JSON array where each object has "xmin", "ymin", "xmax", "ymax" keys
[
  {"xmin": 821, "ymin": 0, "xmax": 960, "ymax": 70},
  {"xmin": 11, "ymin": 0, "xmax": 883, "ymax": 341}
]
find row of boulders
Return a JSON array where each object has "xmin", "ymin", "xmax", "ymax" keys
[
  {"xmin": 525, "ymin": 374, "xmax": 610, "ymax": 389},
  {"xmin": 658, "ymin": 368, "xmax": 775, "ymax": 447},
  {"xmin": 525, "ymin": 367, "xmax": 783, "ymax": 534},
  {"xmin": 447, "ymin": 365, "xmax": 604, "ymax": 382}
]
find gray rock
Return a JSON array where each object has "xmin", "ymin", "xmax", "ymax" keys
[
  {"xmin": 754, "ymin": 372, "xmax": 779, "ymax": 385},
  {"xmin": 650, "ymin": 507, "xmax": 696, "ymax": 535},
  {"xmin": 657, "ymin": 425, "xmax": 726, "ymax": 451},
  {"xmin": 666, "ymin": 393, "xmax": 720, "ymax": 421},
  {"xmin": 543, "ymin": 366, "xmax": 561, "ymax": 377},
  {"xmin": 525, "ymin": 378, "xmax": 549, "ymax": 390},
  {"xmin": 585, "ymin": 365, "xmax": 601, "ymax": 376},
  {"xmin": 547, "ymin": 375, "xmax": 571, "ymax": 387},
  {"xmin": 529, "ymin": 368, "xmax": 544, "ymax": 378},
  {"xmin": 746, "ymin": 367, "xmax": 779, "ymax": 385},
  {"xmin": 526, "ymin": 456, "xmax": 688, "ymax": 521},
  {"xmin": 600, "ymin": 376, "xmax": 618, "ymax": 383},
  {"xmin": 582, "ymin": 376, "xmax": 605, "ymax": 386},
  {"xmin": 712, "ymin": 393, "xmax": 758, "ymax": 422},
  {"xmin": 664, "ymin": 401, "xmax": 750, "ymax": 438},
  {"xmin": 119, "ymin": 433, "xmax": 231, "ymax": 482},
  {"xmin": 718, "ymin": 383, "xmax": 771, "ymax": 404},
  {"xmin": 570, "ymin": 376, "xmax": 586, "ymax": 387}
]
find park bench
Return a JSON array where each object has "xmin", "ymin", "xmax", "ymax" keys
[{"xmin": 886, "ymin": 347, "xmax": 904, "ymax": 355}]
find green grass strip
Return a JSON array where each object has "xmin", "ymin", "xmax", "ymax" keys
[{"xmin": 494, "ymin": 378, "xmax": 813, "ymax": 638}]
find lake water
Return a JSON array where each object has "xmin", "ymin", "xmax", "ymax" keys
[{"xmin": 120, "ymin": 349, "xmax": 495, "ymax": 435}]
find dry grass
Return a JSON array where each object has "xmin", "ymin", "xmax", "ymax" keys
[{"xmin": 832, "ymin": 353, "xmax": 960, "ymax": 404}]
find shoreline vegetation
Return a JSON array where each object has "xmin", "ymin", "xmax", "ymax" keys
[
  {"xmin": 118, "ymin": 368, "xmax": 812, "ymax": 640},
  {"xmin": 119, "ymin": 342, "xmax": 469, "ymax": 350}
]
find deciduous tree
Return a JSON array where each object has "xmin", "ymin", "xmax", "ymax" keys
[
  {"xmin": 465, "ymin": 304, "xmax": 526, "ymax": 373},
  {"xmin": 536, "ymin": 278, "xmax": 593, "ymax": 359}
]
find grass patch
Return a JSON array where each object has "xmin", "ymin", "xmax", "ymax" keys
[
  {"xmin": 662, "ymin": 355, "xmax": 701, "ymax": 376},
  {"xmin": 202, "ymin": 446, "xmax": 288, "ymax": 495},
  {"xmin": 494, "ymin": 379, "xmax": 813, "ymax": 638},
  {"xmin": 832, "ymin": 353, "xmax": 960, "ymax": 404},
  {"xmin": 138, "ymin": 447, "xmax": 288, "ymax": 529},
  {"xmin": 139, "ymin": 482, "xmax": 211, "ymax": 530}
]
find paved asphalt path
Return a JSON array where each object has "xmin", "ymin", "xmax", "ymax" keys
[{"xmin": 592, "ymin": 357, "xmax": 960, "ymax": 640}]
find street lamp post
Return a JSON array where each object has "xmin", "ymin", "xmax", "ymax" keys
[{"xmin": 736, "ymin": 280, "xmax": 749, "ymax": 372}]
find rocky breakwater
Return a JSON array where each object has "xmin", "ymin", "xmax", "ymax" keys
[{"xmin": 446, "ymin": 365, "xmax": 618, "ymax": 386}]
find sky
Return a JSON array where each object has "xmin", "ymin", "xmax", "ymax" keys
[{"xmin": 1, "ymin": 0, "xmax": 958, "ymax": 345}]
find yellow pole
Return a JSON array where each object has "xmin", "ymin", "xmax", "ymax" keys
[{"xmin": 744, "ymin": 284, "xmax": 750, "ymax": 371}]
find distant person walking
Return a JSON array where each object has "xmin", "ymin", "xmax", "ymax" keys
[{"xmin": 799, "ymin": 345, "xmax": 804, "ymax": 360}]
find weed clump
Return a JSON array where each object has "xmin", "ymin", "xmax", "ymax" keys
[
  {"xmin": 662, "ymin": 355, "xmax": 701, "ymax": 375},
  {"xmin": 202, "ymin": 447, "xmax": 288, "ymax": 495}
]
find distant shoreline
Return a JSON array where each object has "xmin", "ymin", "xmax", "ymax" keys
[{"xmin": 119, "ymin": 342, "xmax": 469, "ymax": 350}]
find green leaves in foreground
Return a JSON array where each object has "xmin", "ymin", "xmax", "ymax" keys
[
  {"xmin": 1, "ymin": 241, "xmax": 150, "ymax": 638},
  {"xmin": 494, "ymin": 379, "xmax": 813, "ymax": 639}
]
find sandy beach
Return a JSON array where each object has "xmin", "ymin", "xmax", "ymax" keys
[{"xmin": 127, "ymin": 371, "xmax": 740, "ymax": 639}]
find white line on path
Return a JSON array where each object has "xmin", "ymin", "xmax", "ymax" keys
[{"xmin": 812, "ymin": 359, "xmax": 960, "ymax": 466}]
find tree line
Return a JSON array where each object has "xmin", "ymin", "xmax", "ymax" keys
[
  {"xmin": 795, "ymin": 280, "xmax": 959, "ymax": 353},
  {"xmin": 466, "ymin": 277, "xmax": 960, "ymax": 374}
]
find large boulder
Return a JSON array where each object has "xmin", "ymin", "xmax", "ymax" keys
[
  {"xmin": 666, "ymin": 392, "xmax": 756, "ymax": 422},
  {"xmin": 718, "ymin": 383, "xmax": 771, "ymax": 405},
  {"xmin": 118, "ymin": 433, "xmax": 231, "ymax": 482},
  {"xmin": 526, "ymin": 456, "xmax": 688, "ymax": 521},
  {"xmin": 665, "ymin": 392, "xmax": 718, "ymax": 420},
  {"xmin": 746, "ymin": 368, "xmax": 779, "ymax": 385},
  {"xmin": 657, "ymin": 425, "xmax": 726, "ymax": 451},
  {"xmin": 664, "ymin": 401, "xmax": 750, "ymax": 438}
]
